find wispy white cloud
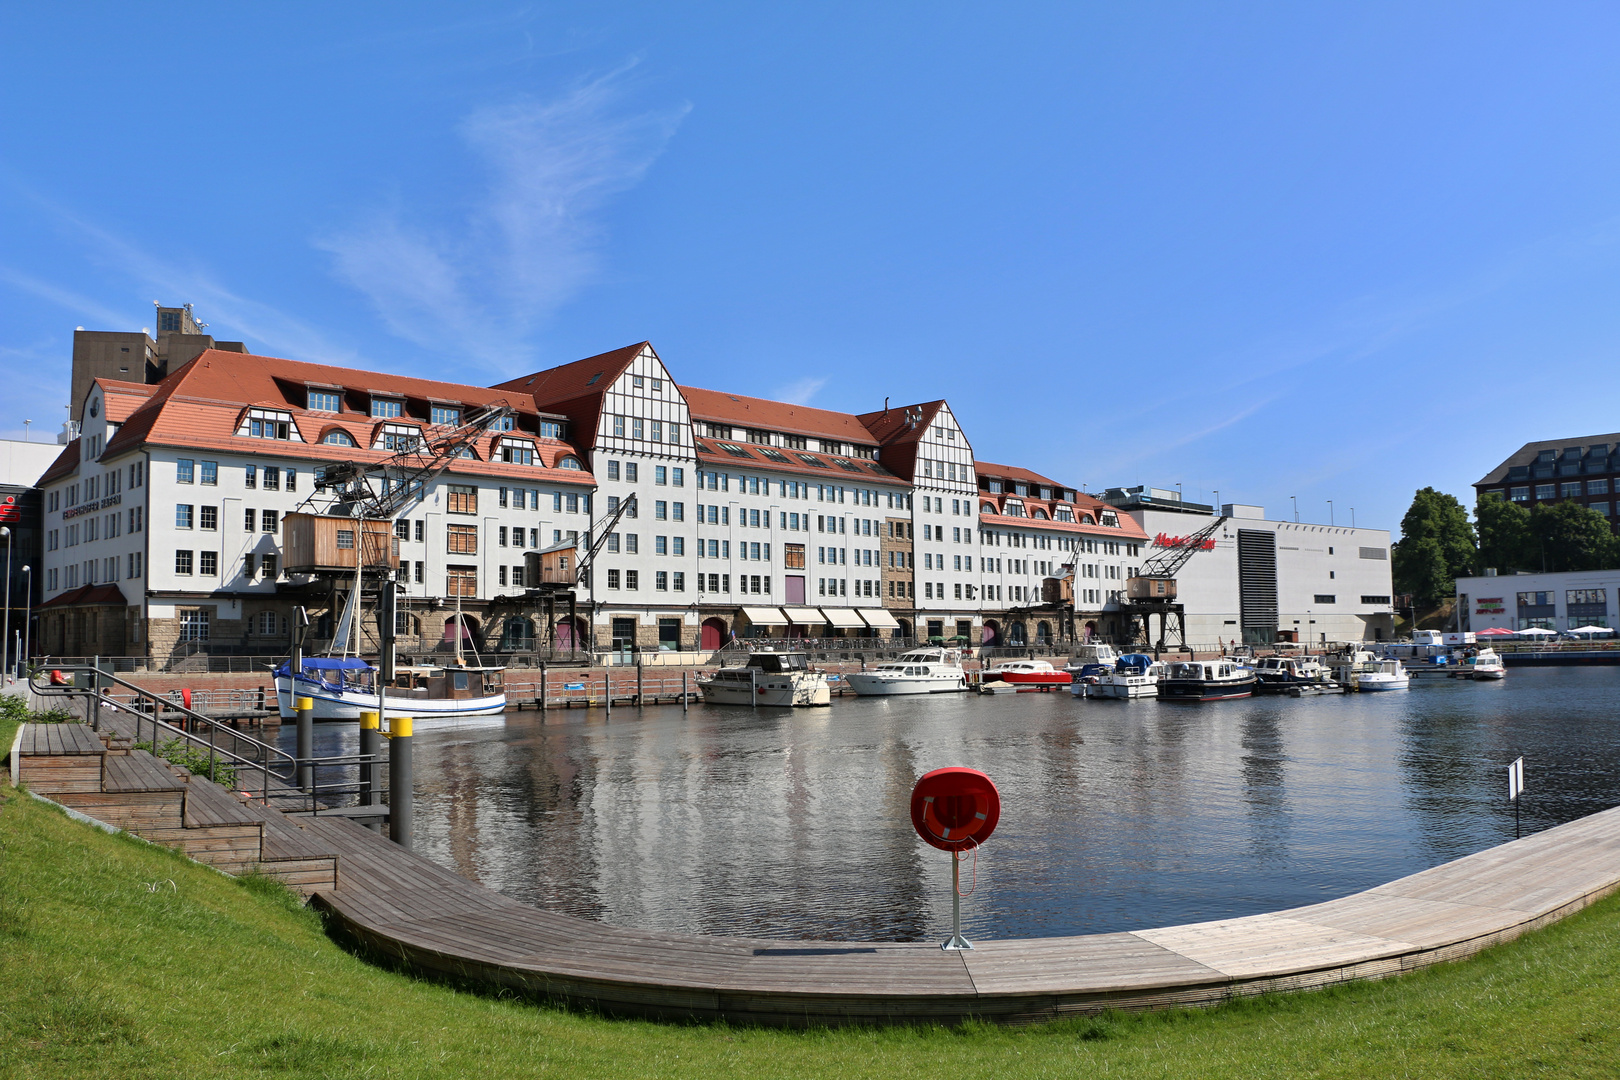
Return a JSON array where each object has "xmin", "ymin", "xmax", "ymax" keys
[
  {"xmin": 0, "ymin": 266, "xmax": 129, "ymax": 329},
  {"xmin": 318, "ymin": 61, "xmax": 689, "ymax": 371},
  {"xmin": 774, "ymin": 377, "xmax": 827, "ymax": 406}
]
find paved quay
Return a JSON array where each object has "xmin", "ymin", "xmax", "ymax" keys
[{"xmin": 15, "ymin": 719, "xmax": 1620, "ymax": 1027}]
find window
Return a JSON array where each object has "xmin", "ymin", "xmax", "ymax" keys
[
  {"xmin": 323, "ymin": 429, "xmax": 357, "ymax": 446},
  {"xmin": 176, "ymin": 504, "xmax": 194, "ymax": 529},
  {"xmin": 175, "ymin": 550, "xmax": 194, "ymax": 575},
  {"xmin": 1314, "ymin": 594, "xmax": 1337, "ymax": 604},
  {"xmin": 447, "ymin": 485, "xmax": 477, "ymax": 514},
  {"xmin": 540, "ymin": 420, "xmax": 563, "ymax": 439},
  {"xmin": 200, "ymin": 551, "xmax": 218, "ymax": 576},
  {"xmin": 633, "ymin": 418, "xmax": 644, "ymax": 439},
  {"xmin": 263, "ymin": 466, "xmax": 280, "ymax": 491},
  {"xmin": 200, "ymin": 506, "xmax": 217, "ymax": 531},
  {"xmin": 244, "ymin": 508, "xmax": 256, "ymax": 532},
  {"xmin": 1361, "ymin": 595, "xmax": 1391, "ymax": 605},
  {"xmin": 244, "ymin": 464, "xmax": 256, "ymax": 489},
  {"xmin": 177, "ymin": 459, "xmax": 194, "ymax": 484},
  {"xmin": 372, "ymin": 398, "xmax": 403, "ymax": 418},
  {"xmin": 447, "ymin": 524, "xmax": 479, "ymax": 554},
  {"xmin": 626, "ymin": 463, "xmax": 638, "ymax": 483},
  {"xmin": 1562, "ymin": 482, "xmax": 1582, "ymax": 498},
  {"xmin": 1535, "ymin": 484, "xmax": 1556, "ymax": 500},
  {"xmin": 500, "ymin": 438, "xmax": 535, "ymax": 465},
  {"xmin": 178, "ymin": 609, "xmax": 208, "ymax": 642},
  {"xmin": 1510, "ymin": 486, "xmax": 1529, "ymax": 502},
  {"xmin": 613, "ymin": 415, "xmax": 625, "ymax": 437},
  {"xmin": 200, "ymin": 460, "xmax": 217, "ymax": 485},
  {"xmin": 656, "ymin": 571, "xmax": 668, "ymax": 591},
  {"xmin": 336, "ymin": 529, "xmax": 356, "ymax": 550},
  {"xmin": 379, "ymin": 423, "xmax": 421, "ymax": 452},
  {"xmin": 431, "ymin": 404, "xmax": 462, "ymax": 426},
  {"xmin": 655, "ymin": 465, "xmax": 667, "ymax": 485},
  {"xmin": 309, "ymin": 389, "xmax": 341, "ymax": 412},
  {"xmin": 558, "ymin": 456, "xmax": 583, "ymax": 470},
  {"xmin": 245, "ymin": 408, "xmax": 295, "ymax": 440},
  {"xmin": 656, "ymin": 500, "xmax": 667, "ymax": 520},
  {"xmin": 1589, "ymin": 479, "xmax": 1611, "ymax": 495},
  {"xmin": 263, "ymin": 553, "xmax": 278, "ymax": 578},
  {"xmin": 446, "ymin": 567, "xmax": 477, "ymax": 597},
  {"xmin": 608, "ymin": 569, "xmax": 621, "ymax": 589}
]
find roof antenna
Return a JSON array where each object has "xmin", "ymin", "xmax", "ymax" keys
[{"xmin": 881, "ymin": 396, "xmax": 889, "ymax": 419}]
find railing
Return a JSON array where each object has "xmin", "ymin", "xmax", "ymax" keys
[{"xmin": 28, "ymin": 664, "xmax": 379, "ymax": 813}]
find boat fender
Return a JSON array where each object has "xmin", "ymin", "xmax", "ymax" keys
[{"xmin": 181, "ymin": 688, "xmax": 192, "ymax": 710}]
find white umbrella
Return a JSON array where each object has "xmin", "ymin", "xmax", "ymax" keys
[
  {"xmin": 1567, "ymin": 625, "xmax": 1614, "ymax": 636},
  {"xmin": 1517, "ymin": 627, "xmax": 1557, "ymax": 636}
]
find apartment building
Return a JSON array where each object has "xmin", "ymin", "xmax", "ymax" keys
[{"xmin": 1475, "ymin": 433, "xmax": 1620, "ymax": 531}]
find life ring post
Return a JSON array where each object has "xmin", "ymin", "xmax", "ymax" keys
[{"xmin": 909, "ymin": 767, "xmax": 1000, "ymax": 952}]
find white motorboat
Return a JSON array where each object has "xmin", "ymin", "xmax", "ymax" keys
[
  {"xmin": 1464, "ymin": 647, "xmax": 1506, "ymax": 680},
  {"xmin": 1252, "ymin": 655, "xmax": 1333, "ymax": 694},
  {"xmin": 1353, "ymin": 657, "xmax": 1410, "ymax": 692},
  {"xmin": 698, "ymin": 650, "xmax": 831, "ymax": 707},
  {"xmin": 1157, "ymin": 659, "xmax": 1256, "ymax": 701},
  {"xmin": 1063, "ymin": 643, "xmax": 1120, "ymax": 676},
  {"xmin": 846, "ymin": 649, "xmax": 968, "ymax": 696},
  {"xmin": 274, "ymin": 658, "xmax": 508, "ymax": 720},
  {"xmin": 1074, "ymin": 653, "xmax": 1160, "ymax": 699}
]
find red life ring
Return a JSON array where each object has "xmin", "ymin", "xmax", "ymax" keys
[{"xmin": 910, "ymin": 767, "xmax": 1000, "ymax": 852}]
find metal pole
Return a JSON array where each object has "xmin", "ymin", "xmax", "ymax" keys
[
  {"xmin": 2, "ymin": 527, "xmax": 11, "ymax": 684},
  {"xmin": 636, "ymin": 656, "xmax": 643, "ymax": 706},
  {"xmin": 295, "ymin": 696, "xmax": 314, "ymax": 793},
  {"xmin": 22, "ymin": 565, "xmax": 31, "ymax": 680},
  {"xmin": 604, "ymin": 667, "xmax": 611, "ymax": 718},
  {"xmin": 360, "ymin": 709, "xmax": 379, "ymax": 807},
  {"xmin": 539, "ymin": 661, "xmax": 547, "ymax": 712},
  {"xmin": 682, "ymin": 669, "xmax": 688, "ymax": 712},
  {"xmin": 943, "ymin": 851, "xmax": 972, "ymax": 951},
  {"xmin": 387, "ymin": 715, "xmax": 413, "ymax": 849},
  {"xmin": 751, "ymin": 666, "xmax": 757, "ymax": 708}
]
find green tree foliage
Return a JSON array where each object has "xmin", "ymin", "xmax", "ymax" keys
[
  {"xmin": 1475, "ymin": 492, "xmax": 1533, "ymax": 573},
  {"xmin": 1393, "ymin": 488, "xmax": 1476, "ymax": 604},
  {"xmin": 1528, "ymin": 500, "xmax": 1620, "ymax": 572}
]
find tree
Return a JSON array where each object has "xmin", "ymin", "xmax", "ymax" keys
[
  {"xmin": 1393, "ymin": 488, "xmax": 1476, "ymax": 603},
  {"xmin": 1475, "ymin": 493, "xmax": 1532, "ymax": 574},
  {"xmin": 1527, "ymin": 501, "xmax": 1619, "ymax": 573},
  {"xmin": 1393, "ymin": 536, "xmax": 1452, "ymax": 608}
]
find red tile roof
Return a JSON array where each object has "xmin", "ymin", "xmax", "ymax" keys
[
  {"xmin": 38, "ymin": 440, "xmax": 82, "ymax": 486},
  {"xmin": 94, "ymin": 378, "xmax": 157, "ymax": 424},
  {"xmin": 974, "ymin": 460, "xmax": 1071, "ymax": 491},
  {"xmin": 681, "ymin": 386, "xmax": 881, "ymax": 447},
  {"xmin": 39, "ymin": 582, "xmax": 127, "ymax": 609},
  {"xmin": 94, "ymin": 350, "xmax": 595, "ymax": 485},
  {"xmin": 491, "ymin": 342, "xmax": 649, "ymax": 452},
  {"xmin": 974, "ymin": 488, "xmax": 1145, "ymax": 539}
]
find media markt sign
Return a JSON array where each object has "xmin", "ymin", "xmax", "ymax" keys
[
  {"xmin": 1153, "ymin": 532, "xmax": 1216, "ymax": 551},
  {"xmin": 1475, "ymin": 597, "xmax": 1505, "ymax": 615}
]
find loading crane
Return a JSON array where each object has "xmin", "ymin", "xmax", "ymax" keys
[
  {"xmin": 514, "ymin": 493, "xmax": 638, "ymax": 657},
  {"xmin": 287, "ymin": 400, "xmax": 517, "ymax": 678},
  {"xmin": 1125, "ymin": 514, "xmax": 1228, "ymax": 657}
]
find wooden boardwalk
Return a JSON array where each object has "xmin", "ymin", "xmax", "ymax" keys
[
  {"xmin": 15, "ymin": 721, "xmax": 1620, "ymax": 1026},
  {"xmin": 307, "ymin": 803, "xmax": 1620, "ymax": 1026}
]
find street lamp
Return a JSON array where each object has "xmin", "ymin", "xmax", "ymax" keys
[
  {"xmin": 1327, "ymin": 500, "xmax": 1334, "ymax": 526},
  {"xmin": 1290, "ymin": 496, "xmax": 1298, "ymax": 523},
  {"xmin": 20, "ymin": 565, "xmax": 30, "ymax": 680}
]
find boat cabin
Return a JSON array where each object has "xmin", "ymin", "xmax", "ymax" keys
[
  {"xmin": 1166, "ymin": 661, "xmax": 1242, "ymax": 680},
  {"xmin": 742, "ymin": 651, "xmax": 810, "ymax": 673},
  {"xmin": 387, "ymin": 664, "xmax": 506, "ymax": 701}
]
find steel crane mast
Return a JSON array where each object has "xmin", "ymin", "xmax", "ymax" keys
[{"xmin": 1137, "ymin": 514, "xmax": 1228, "ymax": 579}]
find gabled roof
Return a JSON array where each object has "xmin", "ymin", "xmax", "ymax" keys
[
  {"xmin": 91, "ymin": 349, "xmax": 594, "ymax": 484},
  {"xmin": 976, "ymin": 488, "xmax": 1146, "ymax": 539},
  {"xmin": 1474, "ymin": 433, "xmax": 1620, "ymax": 486},
  {"xmin": 681, "ymin": 386, "xmax": 880, "ymax": 446},
  {"xmin": 691, "ymin": 436, "xmax": 898, "ymax": 482},
  {"xmin": 93, "ymin": 378, "xmax": 158, "ymax": 424},
  {"xmin": 491, "ymin": 342, "xmax": 650, "ymax": 453},
  {"xmin": 853, "ymin": 400, "xmax": 948, "ymax": 483},
  {"xmin": 38, "ymin": 439, "xmax": 82, "ymax": 486}
]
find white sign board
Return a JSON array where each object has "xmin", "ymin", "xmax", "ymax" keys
[{"xmin": 1508, "ymin": 756, "xmax": 1524, "ymax": 802}]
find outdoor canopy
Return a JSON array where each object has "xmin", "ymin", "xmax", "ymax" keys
[
  {"xmin": 299, "ymin": 658, "xmax": 374, "ymax": 671},
  {"xmin": 1516, "ymin": 627, "xmax": 1558, "ymax": 635},
  {"xmin": 859, "ymin": 609, "xmax": 901, "ymax": 630},
  {"xmin": 1474, "ymin": 627, "xmax": 1516, "ymax": 636},
  {"xmin": 1567, "ymin": 625, "xmax": 1614, "ymax": 635},
  {"xmin": 739, "ymin": 607, "xmax": 788, "ymax": 626},
  {"xmin": 819, "ymin": 607, "xmax": 867, "ymax": 629}
]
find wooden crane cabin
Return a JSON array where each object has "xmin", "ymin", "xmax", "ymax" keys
[
  {"xmin": 523, "ymin": 540, "xmax": 580, "ymax": 589},
  {"xmin": 283, "ymin": 514, "xmax": 399, "ymax": 574}
]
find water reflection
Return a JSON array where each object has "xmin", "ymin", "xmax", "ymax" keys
[{"xmin": 293, "ymin": 666, "xmax": 1620, "ymax": 941}]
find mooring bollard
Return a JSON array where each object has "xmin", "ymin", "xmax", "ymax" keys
[
  {"xmin": 539, "ymin": 663, "xmax": 547, "ymax": 712},
  {"xmin": 359, "ymin": 709, "xmax": 380, "ymax": 810},
  {"xmin": 295, "ymin": 696, "xmax": 314, "ymax": 792},
  {"xmin": 387, "ymin": 715, "xmax": 413, "ymax": 849}
]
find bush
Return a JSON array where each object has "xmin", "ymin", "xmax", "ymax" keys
[
  {"xmin": 134, "ymin": 738, "xmax": 239, "ymax": 788},
  {"xmin": 0, "ymin": 694, "xmax": 76, "ymax": 724}
]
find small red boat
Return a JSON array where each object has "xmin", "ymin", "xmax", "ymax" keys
[{"xmin": 980, "ymin": 659, "xmax": 1074, "ymax": 692}]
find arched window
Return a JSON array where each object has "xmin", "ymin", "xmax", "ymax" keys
[
  {"xmin": 1032, "ymin": 508, "xmax": 1049, "ymax": 519},
  {"xmin": 557, "ymin": 455, "xmax": 584, "ymax": 470},
  {"xmin": 452, "ymin": 445, "xmax": 479, "ymax": 459},
  {"xmin": 980, "ymin": 502, "xmax": 996, "ymax": 515},
  {"xmin": 321, "ymin": 429, "xmax": 357, "ymax": 447},
  {"xmin": 1080, "ymin": 514, "xmax": 1095, "ymax": 525}
]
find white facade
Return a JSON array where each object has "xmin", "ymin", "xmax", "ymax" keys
[
  {"xmin": 1455, "ymin": 570, "xmax": 1619, "ymax": 633},
  {"xmin": 1126, "ymin": 506, "xmax": 1396, "ymax": 645},
  {"xmin": 909, "ymin": 405, "xmax": 981, "ymax": 623}
]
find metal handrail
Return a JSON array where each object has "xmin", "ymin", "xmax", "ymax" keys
[{"xmin": 31, "ymin": 664, "xmax": 299, "ymax": 806}]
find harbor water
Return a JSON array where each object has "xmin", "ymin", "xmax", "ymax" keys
[{"xmin": 293, "ymin": 665, "xmax": 1620, "ymax": 942}]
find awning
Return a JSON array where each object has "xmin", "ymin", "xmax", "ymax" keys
[
  {"xmin": 819, "ymin": 607, "xmax": 867, "ymax": 629},
  {"xmin": 781, "ymin": 607, "xmax": 825, "ymax": 624},
  {"xmin": 739, "ymin": 606, "xmax": 788, "ymax": 626},
  {"xmin": 858, "ymin": 608, "xmax": 901, "ymax": 630}
]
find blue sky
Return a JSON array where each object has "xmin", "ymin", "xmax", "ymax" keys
[{"xmin": 4, "ymin": 3, "xmax": 1620, "ymax": 533}]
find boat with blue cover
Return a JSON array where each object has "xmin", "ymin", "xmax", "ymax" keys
[{"xmin": 273, "ymin": 657, "xmax": 507, "ymax": 720}]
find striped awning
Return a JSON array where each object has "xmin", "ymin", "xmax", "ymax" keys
[
  {"xmin": 819, "ymin": 607, "xmax": 867, "ymax": 629},
  {"xmin": 858, "ymin": 608, "xmax": 901, "ymax": 630}
]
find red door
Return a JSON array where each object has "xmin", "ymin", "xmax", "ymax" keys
[{"xmin": 701, "ymin": 617, "xmax": 727, "ymax": 651}]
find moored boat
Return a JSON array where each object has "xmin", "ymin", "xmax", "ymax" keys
[
  {"xmin": 1463, "ymin": 647, "xmax": 1506, "ymax": 680},
  {"xmin": 1074, "ymin": 653, "xmax": 1160, "ymax": 699},
  {"xmin": 274, "ymin": 658, "xmax": 508, "ymax": 720},
  {"xmin": 1252, "ymin": 655, "xmax": 1333, "ymax": 694},
  {"xmin": 1353, "ymin": 657, "xmax": 1410, "ymax": 692},
  {"xmin": 1157, "ymin": 659, "xmax": 1255, "ymax": 701},
  {"xmin": 697, "ymin": 650, "xmax": 831, "ymax": 707},
  {"xmin": 981, "ymin": 659, "xmax": 1073, "ymax": 692},
  {"xmin": 846, "ymin": 649, "xmax": 968, "ymax": 696}
]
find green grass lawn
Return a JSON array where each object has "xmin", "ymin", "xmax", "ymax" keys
[{"xmin": 2, "ymin": 711, "xmax": 1619, "ymax": 1079}]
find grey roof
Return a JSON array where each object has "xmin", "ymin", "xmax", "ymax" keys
[{"xmin": 1474, "ymin": 432, "xmax": 1620, "ymax": 487}]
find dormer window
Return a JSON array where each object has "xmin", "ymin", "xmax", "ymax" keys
[
  {"xmin": 240, "ymin": 408, "xmax": 298, "ymax": 441},
  {"xmin": 1054, "ymin": 506, "xmax": 1074, "ymax": 522},
  {"xmin": 371, "ymin": 398, "xmax": 403, "ymax": 419},
  {"xmin": 988, "ymin": 480, "xmax": 1003, "ymax": 494},
  {"xmin": 430, "ymin": 404, "xmax": 462, "ymax": 426},
  {"xmin": 308, "ymin": 389, "xmax": 341, "ymax": 413},
  {"xmin": 854, "ymin": 446, "xmax": 875, "ymax": 459},
  {"xmin": 1004, "ymin": 499, "xmax": 1026, "ymax": 517},
  {"xmin": 322, "ymin": 429, "xmax": 357, "ymax": 447},
  {"xmin": 540, "ymin": 420, "xmax": 564, "ymax": 439},
  {"xmin": 1039, "ymin": 486, "xmax": 1052, "ymax": 500},
  {"xmin": 981, "ymin": 502, "xmax": 996, "ymax": 515},
  {"xmin": 500, "ymin": 438, "xmax": 536, "ymax": 465},
  {"xmin": 494, "ymin": 415, "xmax": 516, "ymax": 432},
  {"xmin": 557, "ymin": 455, "xmax": 584, "ymax": 470},
  {"xmin": 1015, "ymin": 483, "xmax": 1029, "ymax": 496},
  {"xmin": 1100, "ymin": 511, "xmax": 1119, "ymax": 527},
  {"xmin": 376, "ymin": 423, "xmax": 421, "ymax": 452}
]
